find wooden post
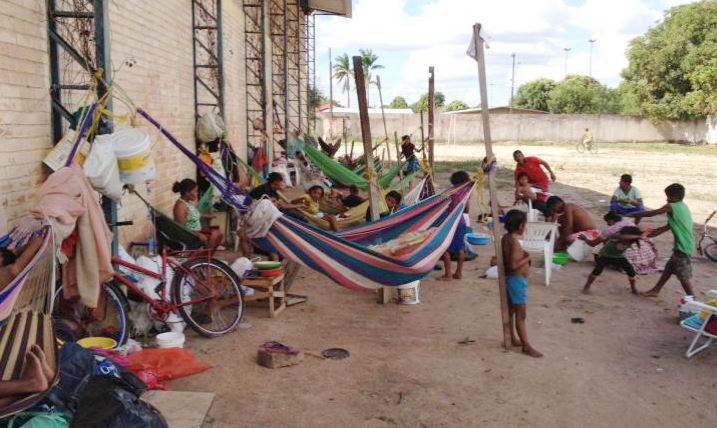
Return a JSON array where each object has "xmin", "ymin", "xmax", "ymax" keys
[
  {"xmin": 419, "ymin": 111, "xmax": 426, "ymax": 161},
  {"xmin": 353, "ymin": 55, "xmax": 390, "ymax": 304},
  {"xmin": 376, "ymin": 75, "xmax": 391, "ymax": 163},
  {"xmin": 427, "ymin": 66, "xmax": 435, "ymax": 171},
  {"xmin": 473, "ymin": 23, "xmax": 512, "ymax": 350},
  {"xmin": 394, "ymin": 131, "xmax": 403, "ymax": 180}
]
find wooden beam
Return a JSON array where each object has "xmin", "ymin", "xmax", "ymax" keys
[
  {"xmin": 427, "ymin": 66, "xmax": 435, "ymax": 171},
  {"xmin": 394, "ymin": 131, "xmax": 403, "ymax": 180},
  {"xmin": 473, "ymin": 23, "xmax": 512, "ymax": 350},
  {"xmin": 376, "ymin": 75, "xmax": 391, "ymax": 164},
  {"xmin": 353, "ymin": 55, "xmax": 390, "ymax": 304}
]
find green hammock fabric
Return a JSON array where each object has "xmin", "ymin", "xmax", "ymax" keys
[{"xmin": 303, "ymin": 144, "xmax": 399, "ymax": 189}]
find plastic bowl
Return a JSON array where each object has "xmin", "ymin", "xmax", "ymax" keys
[
  {"xmin": 465, "ymin": 232, "xmax": 491, "ymax": 246},
  {"xmin": 552, "ymin": 251, "xmax": 571, "ymax": 265},
  {"xmin": 156, "ymin": 332, "xmax": 186, "ymax": 349},
  {"xmin": 259, "ymin": 266, "xmax": 284, "ymax": 278},
  {"xmin": 254, "ymin": 261, "xmax": 282, "ymax": 270},
  {"xmin": 77, "ymin": 336, "xmax": 117, "ymax": 350}
]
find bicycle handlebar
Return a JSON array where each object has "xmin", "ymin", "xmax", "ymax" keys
[{"xmin": 707, "ymin": 211, "xmax": 716, "ymax": 224}]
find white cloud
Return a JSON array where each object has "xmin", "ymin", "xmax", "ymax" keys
[{"xmin": 315, "ymin": 0, "xmax": 702, "ymax": 107}]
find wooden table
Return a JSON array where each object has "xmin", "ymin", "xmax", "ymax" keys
[{"xmin": 242, "ymin": 273, "xmax": 286, "ymax": 318}]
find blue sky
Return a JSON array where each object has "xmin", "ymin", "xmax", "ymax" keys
[{"xmin": 315, "ymin": 0, "xmax": 695, "ymax": 108}]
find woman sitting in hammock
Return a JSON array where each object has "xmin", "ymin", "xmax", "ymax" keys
[
  {"xmin": 172, "ymin": 179, "xmax": 224, "ymax": 249},
  {"xmin": 0, "ymin": 236, "xmax": 43, "ymax": 290},
  {"xmin": 291, "ymin": 185, "xmax": 339, "ymax": 231}
]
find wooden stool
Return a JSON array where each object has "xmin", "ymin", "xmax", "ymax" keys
[{"xmin": 243, "ymin": 273, "xmax": 286, "ymax": 318}]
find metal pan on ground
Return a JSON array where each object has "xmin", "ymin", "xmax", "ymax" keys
[{"xmin": 322, "ymin": 348, "xmax": 350, "ymax": 360}]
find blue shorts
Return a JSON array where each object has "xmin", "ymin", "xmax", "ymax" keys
[
  {"xmin": 507, "ymin": 276, "xmax": 528, "ymax": 305},
  {"xmin": 448, "ymin": 218, "xmax": 468, "ymax": 254}
]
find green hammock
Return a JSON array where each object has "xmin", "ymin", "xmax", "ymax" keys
[{"xmin": 303, "ymin": 144, "xmax": 399, "ymax": 189}]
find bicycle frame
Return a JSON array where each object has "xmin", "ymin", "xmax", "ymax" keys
[
  {"xmin": 111, "ymin": 248, "xmax": 219, "ymax": 319},
  {"xmin": 699, "ymin": 210, "xmax": 717, "ymax": 250}
]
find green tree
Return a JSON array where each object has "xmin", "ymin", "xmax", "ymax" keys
[
  {"xmin": 332, "ymin": 53, "xmax": 353, "ymax": 108},
  {"xmin": 443, "ymin": 100, "xmax": 469, "ymax": 112},
  {"xmin": 547, "ymin": 75, "xmax": 612, "ymax": 114},
  {"xmin": 358, "ymin": 48, "xmax": 384, "ymax": 106},
  {"xmin": 606, "ymin": 82, "xmax": 641, "ymax": 115},
  {"xmin": 388, "ymin": 96, "xmax": 409, "ymax": 109},
  {"xmin": 411, "ymin": 91, "xmax": 446, "ymax": 112},
  {"xmin": 623, "ymin": 1, "xmax": 717, "ymax": 120},
  {"xmin": 513, "ymin": 78, "xmax": 556, "ymax": 112}
]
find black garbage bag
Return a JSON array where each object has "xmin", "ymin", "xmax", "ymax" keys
[{"xmin": 71, "ymin": 374, "xmax": 167, "ymax": 428}]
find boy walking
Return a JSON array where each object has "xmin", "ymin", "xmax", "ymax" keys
[
  {"xmin": 579, "ymin": 226, "xmax": 644, "ymax": 295},
  {"xmin": 630, "ymin": 183, "xmax": 695, "ymax": 297},
  {"xmin": 502, "ymin": 210, "xmax": 542, "ymax": 358}
]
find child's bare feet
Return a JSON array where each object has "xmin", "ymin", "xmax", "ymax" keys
[
  {"xmin": 21, "ymin": 352, "xmax": 49, "ymax": 393},
  {"xmin": 452, "ymin": 272, "xmax": 462, "ymax": 280},
  {"xmin": 630, "ymin": 288, "xmax": 639, "ymax": 295},
  {"xmin": 511, "ymin": 338, "xmax": 523, "ymax": 347},
  {"xmin": 640, "ymin": 289, "xmax": 660, "ymax": 298},
  {"xmin": 582, "ymin": 287, "xmax": 591, "ymax": 295},
  {"xmin": 31, "ymin": 344, "xmax": 55, "ymax": 381},
  {"xmin": 522, "ymin": 346, "xmax": 543, "ymax": 358},
  {"xmin": 436, "ymin": 275, "xmax": 452, "ymax": 282}
]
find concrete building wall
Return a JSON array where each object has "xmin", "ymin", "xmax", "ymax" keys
[{"xmin": 317, "ymin": 112, "xmax": 713, "ymax": 145}]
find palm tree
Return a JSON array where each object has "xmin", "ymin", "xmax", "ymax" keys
[
  {"xmin": 332, "ymin": 53, "xmax": 352, "ymax": 108},
  {"xmin": 359, "ymin": 48, "xmax": 384, "ymax": 106}
]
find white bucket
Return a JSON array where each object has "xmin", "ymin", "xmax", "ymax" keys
[
  {"xmin": 567, "ymin": 240, "xmax": 591, "ymax": 262},
  {"xmin": 397, "ymin": 281, "xmax": 420, "ymax": 305},
  {"xmin": 155, "ymin": 331, "xmax": 185, "ymax": 348},
  {"xmin": 112, "ymin": 128, "xmax": 156, "ymax": 184}
]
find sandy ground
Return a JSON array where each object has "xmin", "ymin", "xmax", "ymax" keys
[{"xmin": 170, "ymin": 142, "xmax": 717, "ymax": 428}]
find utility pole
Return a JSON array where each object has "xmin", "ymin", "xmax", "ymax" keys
[
  {"xmin": 510, "ymin": 53, "xmax": 516, "ymax": 107},
  {"xmin": 563, "ymin": 47, "xmax": 571, "ymax": 78},
  {"xmin": 588, "ymin": 39, "xmax": 596, "ymax": 77},
  {"xmin": 427, "ymin": 66, "xmax": 435, "ymax": 171}
]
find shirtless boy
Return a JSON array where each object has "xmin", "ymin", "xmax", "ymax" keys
[
  {"xmin": 502, "ymin": 209, "xmax": 542, "ymax": 358},
  {"xmin": 546, "ymin": 196, "xmax": 597, "ymax": 250}
]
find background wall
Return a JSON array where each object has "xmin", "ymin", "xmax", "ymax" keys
[{"xmin": 316, "ymin": 112, "xmax": 714, "ymax": 145}]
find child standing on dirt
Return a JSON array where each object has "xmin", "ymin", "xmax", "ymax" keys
[
  {"xmin": 502, "ymin": 209, "xmax": 542, "ymax": 358},
  {"xmin": 438, "ymin": 171, "xmax": 471, "ymax": 281},
  {"xmin": 630, "ymin": 183, "xmax": 695, "ymax": 297},
  {"xmin": 579, "ymin": 226, "xmax": 644, "ymax": 295}
]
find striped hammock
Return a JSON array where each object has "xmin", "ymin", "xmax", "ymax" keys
[
  {"xmin": 137, "ymin": 108, "xmax": 470, "ymax": 290},
  {"xmin": 303, "ymin": 144, "xmax": 400, "ymax": 189}
]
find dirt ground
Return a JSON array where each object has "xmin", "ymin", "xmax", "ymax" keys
[{"xmin": 171, "ymin": 142, "xmax": 717, "ymax": 428}]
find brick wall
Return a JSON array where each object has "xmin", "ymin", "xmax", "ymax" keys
[{"xmin": 0, "ymin": 0, "xmax": 307, "ymax": 247}]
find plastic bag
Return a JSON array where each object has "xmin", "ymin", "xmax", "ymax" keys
[
  {"xmin": 196, "ymin": 113, "xmax": 226, "ymax": 143},
  {"xmin": 83, "ymin": 134, "xmax": 123, "ymax": 201},
  {"xmin": 126, "ymin": 348, "xmax": 212, "ymax": 381}
]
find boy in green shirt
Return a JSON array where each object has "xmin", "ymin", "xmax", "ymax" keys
[
  {"xmin": 579, "ymin": 226, "xmax": 644, "ymax": 295},
  {"xmin": 630, "ymin": 183, "xmax": 695, "ymax": 297}
]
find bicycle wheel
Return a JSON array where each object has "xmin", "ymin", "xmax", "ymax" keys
[
  {"xmin": 52, "ymin": 281, "xmax": 130, "ymax": 346},
  {"xmin": 704, "ymin": 243, "xmax": 717, "ymax": 263},
  {"xmin": 589, "ymin": 141, "xmax": 598, "ymax": 154},
  {"xmin": 576, "ymin": 142, "xmax": 585, "ymax": 153},
  {"xmin": 172, "ymin": 258, "xmax": 244, "ymax": 337}
]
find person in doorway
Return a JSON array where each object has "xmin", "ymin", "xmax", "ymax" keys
[
  {"xmin": 630, "ymin": 183, "xmax": 695, "ymax": 297},
  {"xmin": 172, "ymin": 179, "xmax": 224, "ymax": 249},
  {"xmin": 438, "ymin": 171, "xmax": 471, "ymax": 281},
  {"xmin": 610, "ymin": 174, "xmax": 645, "ymax": 217},
  {"xmin": 579, "ymin": 226, "xmax": 644, "ymax": 295},
  {"xmin": 400, "ymin": 135, "xmax": 422, "ymax": 174},
  {"xmin": 546, "ymin": 196, "xmax": 598, "ymax": 250},
  {"xmin": 513, "ymin": 150, "xmax": 556, "ymax": 192},
  {"xmin": 502, "ymin": 209, "xmax": 542, "ymax": 358}
]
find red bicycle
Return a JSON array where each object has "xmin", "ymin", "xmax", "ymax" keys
[{"xmin": 53, "ymin": 243, "xmax": 244, "ymax": 346}]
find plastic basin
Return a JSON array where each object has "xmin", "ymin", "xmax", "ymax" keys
[
  {"xmin": 465, "ymin": 232, "xmax": 491, "ymax": 246},
  {"xmin": 77, "ymin": 336, "xmax": 117, "ymax": 350},
  {"xmin": 254, "ymin": 261, "xmax": 282, "ymax": 270}
]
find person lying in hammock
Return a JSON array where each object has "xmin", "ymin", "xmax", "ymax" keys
[
  {"xmin": 0, "ymin": 236, "xmax": 43, "ymax": 291},
  {"xmin": 172, "ymin": 179, "xmax": 224, "ymax": 249},
  {"xmin": 0, "ymin": 345, "xmax": 54, "ymax": 408},
  {"xmin": 291, "ymin": 185, "xmax": 339, "ymax": 231},
  {"xmin": 365, "ymin": 191, "xmax": 403, "ymax": 222},
  {"xmin": 340, "ymin": 185, "xmax": 365, "ymax": 208}
]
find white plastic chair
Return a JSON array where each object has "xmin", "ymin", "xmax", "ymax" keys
[
  {"xmin": 680, "ymin": 290, "xmax": 717, "ymax": 358},
  {"xmin": 520, "ymin": 221, "xmax": 559, "ymax": 286}
]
